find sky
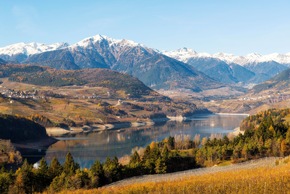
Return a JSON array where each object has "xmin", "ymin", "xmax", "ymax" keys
[{"xmin": 0, "ymin": 0, "xmax": 290, "ymax": 55}]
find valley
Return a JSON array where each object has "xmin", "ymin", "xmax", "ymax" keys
[
  {"xmin": 0, "ymin": 65, "xmax": 207, "ymax": 134},
  {"xmin": 0, "ymin": 34, "xmax": 290, "ymax": 193}
]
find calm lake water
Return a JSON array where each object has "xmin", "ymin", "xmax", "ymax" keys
[{"xmin": 28, "ymin": 114, "xmax": 247, "ymax": 168}]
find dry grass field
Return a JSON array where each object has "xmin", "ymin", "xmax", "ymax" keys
[{"xmin": 59, "ymin": 157, "xmax": 290, "ymax": 194}]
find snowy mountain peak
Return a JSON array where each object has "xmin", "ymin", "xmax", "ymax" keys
[
  {"xmin": 177, "ymin": 47, "xmax": 197, "ymax": 54},
  {"xmin": 70, "ymin": 34, "xmax": 142, "ymax": 49},
  {"xmin": 163, "ymin": 48, "xmax": 216, "ymax": 62},
  {"xmin": 162, "ymin": 47, "xmax": 198, "ymax": 62},
  {"xmin": 0, "ymin": 42, "xmax": 69, "ymax": 56}
]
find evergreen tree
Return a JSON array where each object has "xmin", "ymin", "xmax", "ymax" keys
[
  {"xmin": 129, "ymin": 151, "xmax": 141, "ymax": 166},
  {"xmin": 13, "ymin": 159, "xmax": 34, "ymax": 194},
  {"xmin": 38, "ymin": 157, "xmax": 48, "ymax": 174},
  {"xmin": 49, "ymin": 172, "xmax": 66, "ymax": 193},
  {"xmin": 90, "ymin": 160, "xmax": 105, "ymax": 187},
  {"xmin": 66, "ymin": 169, "xmax": 90, "ymax": 190},
  {"xmin": 49, "ymin": 157, "xmax": 63, "ymax": 178},
  {"xmin": 34, "ymin": 158, "xmax": 50, "ymax": 192},
  {"xmin": 103, "ymin": 157, "xmax": 122, "ymax": 183},
  {"xmin": 63, "ymin": 152, "xmax": 79, "ymax": 175},
  {"xmin": 161, "ymin": 145, "xmax": 169, "ymax": 160},
  {"xmin": 167, "ymin": 136, "xmax": 175, "ymax": 150},
  {"xmin": 0, "ymin": 171, "xmax": 13, "ymax": 194}
]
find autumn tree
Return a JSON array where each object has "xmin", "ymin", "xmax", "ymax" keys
[{"xmin": 12, "ymin": 159, "xmax": 34, "ymax": 194}]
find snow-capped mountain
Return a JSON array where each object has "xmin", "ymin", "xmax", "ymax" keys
[
  {"xmin": 70, "ymin": 34, "xmax": 142, "ymax": 50},
  {"xmin": 164, "ymin": 48, "xmax": 290, "ymax": 84},
  {"xmin": 0, "ymin": 42, "xmax": 69, "ymax": 62},
  {"xmin": 24, "ymin": 34, "xmax": 222, "ymax": 91},
  {"xmin": 1, "ymin": 34, "xmax": 288, "ymax": 89},
  {"xmin": 164, "ymin": 48, "xmax": 290, "ymax": 66},
  {"xmin": 163, "ymin": 48, "xmax": 210, "ymax": 63}
]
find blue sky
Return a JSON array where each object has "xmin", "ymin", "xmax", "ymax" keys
[{"xmin": 1, "ymin": 0, "xmax": 290, "ymax": 55}]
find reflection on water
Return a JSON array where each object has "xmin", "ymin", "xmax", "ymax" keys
[{"xmin": 43, "ymin": 114, "xmax": 247, "ymax": 168}]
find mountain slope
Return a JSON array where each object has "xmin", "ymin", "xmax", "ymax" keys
[
  {"xmin": 164, "ymin": 48, "xmax": 255, "ymax": 84},
  {"xmin": 0, "ymin": 58, "xmax": 6, "ymax": 65},
  {"xmin": 25, "ymin": 35, "xmax": 222, "ymax": 92},
  {"xmin": 244, "ymin": 61, "xmax": 288, "ymax": 81},
  {"xmin": 186, "ymin": 57, "xmax": 237, "ymax": 83},
  {"xmin": 229, "ymin": 63, "xmax": 255, "ymax": 83},
  {"xmin": 252, "ymin": 68, "xmax": 290, "ymax": 93}
]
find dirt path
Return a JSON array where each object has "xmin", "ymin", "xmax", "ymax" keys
[{"xmin": 104, "ymin": 157, "xmax": 278, "ymax": 188}]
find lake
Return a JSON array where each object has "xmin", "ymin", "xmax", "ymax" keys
[{"xmin": 29, "ymin": 114, "xmax": 247, "ymax": 168}]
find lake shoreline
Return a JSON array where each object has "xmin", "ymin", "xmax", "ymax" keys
[
  {"xmin": 46, "ymin": 114, "xmax": 213, "ymax": 137},
  {"xmin": 29, "ymin": 114, "xmax": 247, "ymax": 168}
]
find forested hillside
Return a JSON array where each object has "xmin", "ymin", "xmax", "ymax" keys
[
  {"xmin": 0, "ymin": 114, "xmax": 49, "ymax": 142},
  {"xmin": 0, "ymin": 65, "xmax": 153, "ymax": 98}
]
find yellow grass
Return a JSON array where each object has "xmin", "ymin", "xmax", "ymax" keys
[{"xmin": 58, "ymin": 158, "xmax": 290, "ymax": 194}]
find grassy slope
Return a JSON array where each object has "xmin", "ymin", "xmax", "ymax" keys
[{"xmin": 61, "ymin": 157, "xmax": 290, "ymax": 194}]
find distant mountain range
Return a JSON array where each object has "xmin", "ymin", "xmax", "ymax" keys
[
  {"xmin": 0, "ymin": 35, "xmax": 289, "ymax": 92},
  {"xmin": 163, "ymin": 48, "xmax": 289, "ymax": 84},
  {"xmin": 163, "ymin": 48, "xmax": 290, "ymax": 66},
  {"xmin": 0, "ymin": 35, "xmax": 221, "ymax": 92}
]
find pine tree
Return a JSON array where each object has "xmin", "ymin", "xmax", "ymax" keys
[
  {"xmin": 35, "ymin": 158, "xmax": 50, "ymax": 192},
  {"xmin": 63, "ymin": 152, "xmax": 79, "ymax": 175},
  {"xmin": 49, "ymin": 157, "xmax": 63, "ymax": 178},
  {"xmin": 13, "ymin": 159, "xmax": 33, "ymax": 194},
  {"xmin": 103, "ymin": 157, "xmax": 122, "ymax": 183},
  {"xmin": 49, "ymin": 172, "xmax": 66, "ymax": 193},
  {"xmin": 90, "ymin": 160, "xmax": 105, "ymax": 187},
  {"xmin": 38, "ymin": 157, "xmax": 48, "ymax": 174},
  {"xmin": 129, "ymin": 151, "xmax": 141, "ymax": 167},
  {"xmin": 161, "ymin": 145, "xmax": 169, "ymax": 160},
  {"xmin": 167, "ymin": 136, "xmax": 175, "ymax": 150}
]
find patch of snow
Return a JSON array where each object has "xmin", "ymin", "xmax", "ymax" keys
[{"xmin": 0, "ymin": 42, "xmax": 69, "ymax": 56}]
